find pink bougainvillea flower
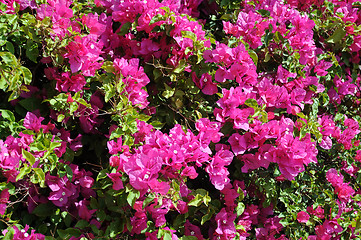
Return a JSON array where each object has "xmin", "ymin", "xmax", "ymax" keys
[
  {"xmin": 184, "ymin": 220, "xmax": 203, "ymax": 240},
  {"xmin": 75, "ymin": 200, "xmax": 96, "ymax": 221},
  {"xmin": 0, "ymin": 189, "xmax": 9, "ymax": 215},
  {"xmin": 24, "ymin": 112, "xmax": 44, "ymax": 132},
  {"xmin": 297, "ymin": 211, "xmax": 310, "ymax": 223},
  {"xmin": 130, "ymin": 211, "xmax": 148, "ymax": 235},
  {"xmin": 215, "ymin": 208, "xmax": 237, "ymax": 239},
  {"xmin": 192, "ymin": 73, "xmax": 218, "ymax": 95},
  {"xmin": 2, "ymin": 225, "xmax": 45, "ymax": 240},
  {"xmin": 107, "ymin": 172, "xmax": 124, "ymax": 190}
]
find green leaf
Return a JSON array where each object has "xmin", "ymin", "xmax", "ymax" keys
[
  {"xmin": 119, "ymin": 22, "xmax": 132, "ymax": 36},
  {"xmin": 69, "ymin": 102, "xmax": 78, "ymax": 114},
  {"xmin": 245, "ymin": 98, "xmax": 259, "ymax": 109},
  {"xmin": 0, "ymin": 51, "xmax": 18, "ymax": 65},
  {"xmin": 264, "ymin": 51, "xmax": 271, "ymax": 62},
  {"xmin": 236, "ymin": 202, "xmax": 245, "ymax": 216},
  {"xmin": 162, "ymin": 83, "xmax": 175, "ymax": 99},
  {"xmin": 97, "ymin": 210, "xmax": 106, "ymax": 222},
  {"xmin": 8, "ymin": 90, "xmax": 20, "ymax": 101},
  {"xmin": 180, "ymin": 237, "xmax": 198, "ymax": 240},
  {"xmin": 201, "ymin": 207, "xmax": 215, "ymax": 225},
  {"xmin": 188, "ymin": 194, "xmax": 203, "ymax": 207},
  {"xmin": 22, "ymin": 149, "xmax": 35, "ymax": 166},
  {"xmin": 75, "ymin": 220, "xmax": 90, "ymax": 229},
  {"xmin": 248, "ymin": 50, "xmax": 258, "ymax": 66},
  {"xmin": 299, "ymin": 126, "xmax": 308, "ymax": 140},
  {"xmin": 151, "ymin": 121, "xmax": 165, "ymax": 130},
  {"xmin": 16, "ymin": 164, "xmax": 31, "ymax": 181},
  {"xmin": 32, "ymin": 203, "xmax": 54, "ymax": 217},
  {"xmin": 49, "ymin": 141, "xmax": 62, "ymax": 150},
  {"xmin": 297, "ymin": 112, "xmax": 307, "ymax": 119},
  {"xmin": 181, "ymin": 31, "xmax": 197, "ymax": 42},
  {"xmin": 334, "ymin": 113, "xmax": 345, "ymax": 122},
  {"xmin": 256, "ymin": 9, "xmax": 270, "ymax": 17},
  {"xmin": 65, "ymin": 165, "xmax": 73, "ymax": 182},
  {"xmin": 127, "ymin": 189, "xmax": 140, "ymax": 207},
  {"xmin": 57, "ymin": 228, "xmax": 81, "ymax": 239},
  {"xmin": 173, "ymin": 59, "xmax": 187, "ymax": 74},
  {"xmin": 57, "ymin": 114, "xmax": 65, "ymax": 122},
  {"xmin": 237, "ymin": 187, "xmax": 244, "ymax": 201},
  {"xmin": 25, "ymin": 41, "xmax": 39, "ymax": 63},
  {"xmin": 203, "ymin": 195, "xmax": 211, "ymax": 206},
  {"xmin": 5, "ymin": 41, "xmax": 14, "ymax": 54},
  {"xmin": 20, "ymin": 66, "xmax": 32, "ymax": 85},
  {"xmin": 311, "ymin": 98, "xmax": 319, "ymax": 118},
  {"xmin": 3, "ymin": 227, "xmax": 15, "ymax": 240},
  {"xmin": 104, "ymin": 83, "xmax": 115, "ymax": 103},
  {"xmin": 0, "ymin": 109, "xmax": 15, "ymax": 121},
  {"xmin": 149, "ymin": 14, "xmax": 165, "ymax": 25},
  {"xmin": 326, "ymin": 26, "xmax": 346, "ymax": 43},
  {"xmin": 102, "ymin": 61, "xmax": 115, "ymax": 73},
  {"xmin": 33, "ymin": 168, "xmax": 45, "ymax": 187},
  {"xmin": 19, "ymin": 97, "xmax": 42, "ymax": 112}
]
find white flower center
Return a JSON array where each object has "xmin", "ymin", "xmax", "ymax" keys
[
  {"xmin": 57, "ymin": 132, "xmax": 61, "ymax": 136},
  {"xmin": 223, "ymin": 220, "xmax": 227, "ymax": 224},
  {"xmin": 173, "ymin": 150, "xmax": 178, "ymax": 154},
  {"xmin": 62, "ymin": 192, "xmax": 66, "ymax": 196},
  {"xmin": 144, "ymin": 174, "xmax": 149, "ymax": 179},
  {"xmin": 24, "ymin": 233, "xmax": 29, "ymax": 237},
  {"xmin": 191, "ymin": 231, "xmax": 194, "ymax": 235},
  {"xmin": 59, "ymin": 198, "xmax": 63, "ymax": 202}
]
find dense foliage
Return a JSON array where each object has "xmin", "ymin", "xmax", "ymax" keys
[{"xmin": 0, "ymin": 0, "xmax": 361, "ymax": 239}]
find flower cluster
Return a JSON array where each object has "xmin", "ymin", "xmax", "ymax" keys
[{"xmin": 0, "ymin": 0, "xmax": 360, "ymax": 238}]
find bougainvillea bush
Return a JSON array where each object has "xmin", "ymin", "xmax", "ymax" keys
[{"xmin": 0, "ymin": 0, "xmax": 361, "ymax": 238}]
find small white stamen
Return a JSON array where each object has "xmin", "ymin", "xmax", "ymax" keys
[
  {"xmin": 144, "ymin": 174, "xmax": 149, "ymax": 179},
  {"xmin": 24, "ymin": 233, "xmax": 29, "ymax": 237},
  {"xmin": 90, "ymin": 44, "xmax": 95, "ymax": 49},
  {"xmin": 59, "ymin": 198, "xmax": 63, "ymax": 202},
  {"xmin": 97, "ymin": 217, "xmax": 100, "ymax": 221},
  {"xmin": 18, "ymin": 143, "xmax": 22, "ymax": 147},
  {"xmin": 173, "ymin": 150, "xmax": 178, "ymax": 154},
  {"xmin": 21, "ymin": 229, "xmax": 26, "ymax": 233},
  {"xmin": 4, "ymin": 153, "xmax": 8, "ymax": 157},
  {"xmin": 203, "ymin": 78, "xmax": 207, "ymax": 82},
  {"xmin": 4, "ymin": 144, "xmax": 7, "ymax": 147},
  {"xmin": 57, "ymin": 132, "xmax": 61, "ymax": 137},
  {"xmin": 223, "ymin": 220, "xmax": 227, "ymax": 224},
  {"xmin": 191, "ymin": 231, "xmax": 194, "ymax": 235},
  {"xmin": 62, "ymin": 192, "xmax": 66, "ymax": 196},
  {"xmin": 137, "ymin": 43, "xmax": 140, "ymax": 46}
]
